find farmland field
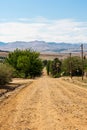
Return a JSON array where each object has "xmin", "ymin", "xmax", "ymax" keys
[{"xmin": 0, "ymin": 51, "xmax": 84, "ymax": 60}]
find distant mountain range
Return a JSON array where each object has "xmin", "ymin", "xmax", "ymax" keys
[
  {"xmin": 0, "ymin": 42, "xmax": 6, "ymax": 46},
  {"xmin": 0, "ymin": 40, "xmax": 87, "ymax": 53}
]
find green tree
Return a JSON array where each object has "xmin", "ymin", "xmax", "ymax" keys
[
  {"xmin": 43, "ymin": 60, "xmax": 48, "ymax": 67},
  {"xmin": 6, "ymin": 49, "xmax": 43, "ymax": 78},
  {"xmin": 46, "ymin": 60, "xmax": 51, "ymax": 75},
  {"xmin": 50, "ymin": 58, "xmax": 62, "ymax": 77},
  {"xmin": 17, "ymin": 55, "xmax": 30, "ymax": 78},
  {"xmin": 62, "ymin": 56, "xmax": 83, "ymax": 76}
]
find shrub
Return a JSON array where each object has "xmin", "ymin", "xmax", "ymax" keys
[
  {"xmin": 0, "ymin": 63, "xmax": 13, "ymax": 86},
  {"xmin": 43, "ymin": 60, "xmax": 48, "ymax": 67},
  {"xmin": 46, "ymin": 58, "xmax": 62, "ymax": 78},
  {"xmin": 6, "ymin": 49, "xmax": 43, "ymax": 78},
  {"xmin": 50, "ymin": 58, "xmax": 62, "ymax": 77},
  {"xmin": 62, "ymin": 56, "xmax": 83, "ymax": 76}
]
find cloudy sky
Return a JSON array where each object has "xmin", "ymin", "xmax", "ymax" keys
[{"xmin": 0, "ymin": 0, "xmax": 87, "ymax": 43}]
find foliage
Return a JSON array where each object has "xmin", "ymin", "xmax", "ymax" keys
[
  {"xmin": 43, "ymin": 60, "xmax": 48, "ymax": 67},
  {"xmin": 0, "ymin": 63, "xmax": 13, "ymax": 85},
  {"xmin": 46, "ymin": 58, "xmax": 62, "ymax": 77},
  {"xmin": 83, "ymin": 58, "xmax": 87, "ymax": 71},
  {"xmin": 62, "ymin": 56, "xmax": 84, "ymax": 76},
  {"xmin": 46, "ymin": 55, "xmax": 87, "ymax": 78},
  {"xmin": 46, "ymin": 60, "xmax": 51, "ymax": 75},
  {"xmin": 50, "ymin": 58, "xmax": 62, "ymax": 77},
  {"xmin": 6, "ymin": 49, "xmax": 43, "ymax": 78}
]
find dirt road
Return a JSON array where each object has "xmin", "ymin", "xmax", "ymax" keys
[{"xmin": 0, "ymin": 74, "xmax": 87, "ymax": 130}]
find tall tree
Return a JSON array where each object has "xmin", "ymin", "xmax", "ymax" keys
[
  {"xmin": 62, "ymin": 56, "xmax": 83, "ymax": 76},
  {"xmin": 50, "ymin": 58, "xmax": 62, "ymax": 77},
  {"xmin": 6, "ymin": 49, "xmax": 43, "ymax": 78}
]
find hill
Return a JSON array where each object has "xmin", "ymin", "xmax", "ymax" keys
[
  {"xmin": 0, "ymin": 40, "xmax": 87, "ymax": 53},
  {"xmin": 0, "ymin": 42, "xmax": 6, "ymax": 46}
]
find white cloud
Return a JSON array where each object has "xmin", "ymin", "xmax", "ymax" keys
[
  {"xmin": 18, "ymin": 16, "xmax": 51, "ymax": 23},
  {"xmin": 0, "ymin": 18, "xmax": 87, "ymax": 43}
]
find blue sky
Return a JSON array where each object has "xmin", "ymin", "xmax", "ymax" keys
[{"xmin": 0, "ymin": 0, "xmax": 87, "ymax": 43}]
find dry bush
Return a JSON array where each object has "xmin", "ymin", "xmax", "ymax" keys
[{"xmin": 0, "ymin": 63, "xmax": 13, "ymax": 86}]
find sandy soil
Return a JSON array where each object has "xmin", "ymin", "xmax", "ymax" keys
[{"xmin": 0, "ymin": 72, "xmax": 87, "ymax": 130}]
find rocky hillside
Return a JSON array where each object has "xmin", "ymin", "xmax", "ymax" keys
[{"xmin": 0, "ymin": 40, "xmax": 87, "ymax": 53}]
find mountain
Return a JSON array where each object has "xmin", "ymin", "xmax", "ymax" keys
[
  {"xmin": 0, "ymin": 42, "xmax": 6, "ymax": 46},
  {"xmin": 0, "ymin": 40, "xmax": 87, "ymax": 53}
]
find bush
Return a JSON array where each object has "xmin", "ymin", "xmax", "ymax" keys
[
  {"xmin": 46, "ymin": 58, "xmax": 62, "ymax": 78},
  {"xmin": 62, "ymin": 56, "xmax": 83, "ymax": 76},
  {"xmin": 50, "ymin": 58, "xmax": 62, "ymax": 77},
  {"xmin": 52, "ymin": 73, "xmax": 61, "ymax": 78},
  {"xmin": 6, "ymin": 49, "xmax": 43, "ymax": 78},
  {"xmin": 0, "ymin": 63, "xmax": 13, "ymax": 86},
  {"xmin": 43, "ymin": 60, "xmax": 48, "ymax": 67}
]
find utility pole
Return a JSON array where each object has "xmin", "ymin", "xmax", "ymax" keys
[
  {"xmin": 69, "ymin": 53, "xmax": 72, "ymax": 79},
  {"xmin": 81, "ymin": 44, "xmax": 84, "ymax": 80}
]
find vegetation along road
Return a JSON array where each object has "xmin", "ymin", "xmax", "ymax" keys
[{"xmin": 0, "ymin": 72, "xmax": 87, "ymax": 130}]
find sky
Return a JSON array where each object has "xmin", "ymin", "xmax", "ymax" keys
[{"xmin": 0, "ymin": 0, "xmax": 87, "ymax": 43}]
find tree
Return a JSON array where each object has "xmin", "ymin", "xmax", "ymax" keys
[
  {"xmin": 17, "ymin": 55, "xmax": 30, "ymax": 78},
  {"xmin": 43, "ymin": 60, "xmax": 48, "ymax": 67},
  {"xmin": 6, "ymin": 49, "xmax": 43, "ymax": 78},
  {"xmin": 50, "ymin": 58, "xmax": 62, "ymax": 77},
  {"xmin": 62, "ymin": 56, "xmax": 83, "ymax": 76},
  {"xmin": 46, "ymin": 60, "xmax": 51, "ymax": 75}
]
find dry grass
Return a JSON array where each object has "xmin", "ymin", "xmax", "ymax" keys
[
  {"xmin": 62, "ymin": 76, "xmax": 87, "ymax": 88},
  {"xmin": 0, "ymin": 78, "xmax": 32, "ymax": 97},
  {"xmin": 0, "ymin": 51, "xmax": 8, "ymax": 57}
]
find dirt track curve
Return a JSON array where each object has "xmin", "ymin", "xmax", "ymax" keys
[{"xmin": 0, "ymin": 71, "xmax": 87, "ymax": 130}]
